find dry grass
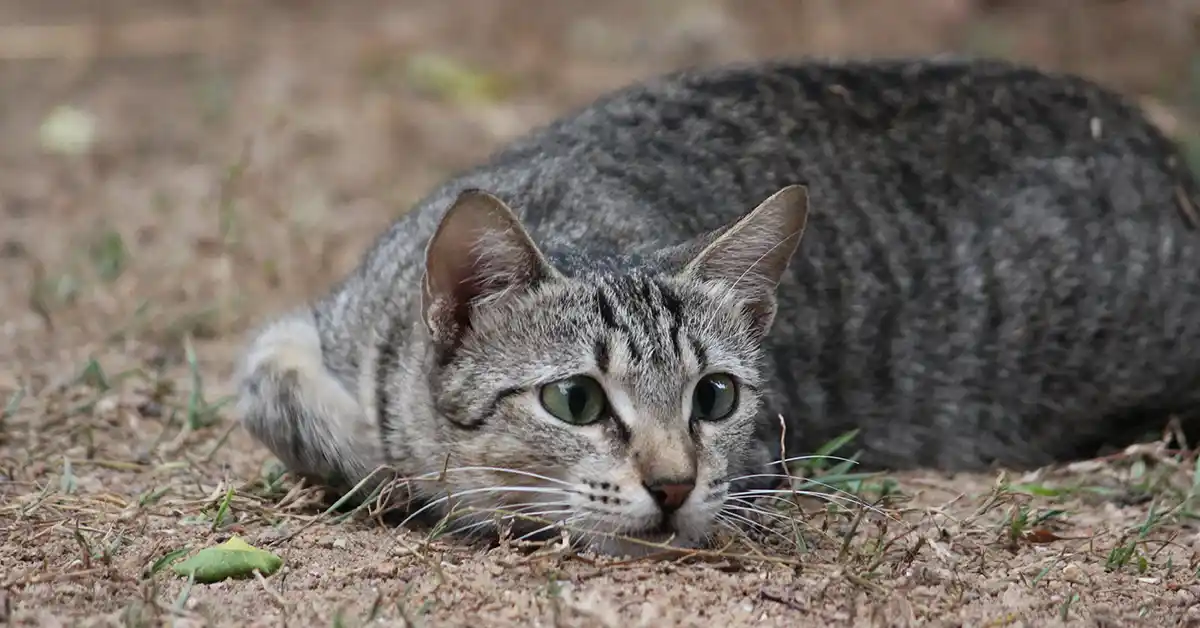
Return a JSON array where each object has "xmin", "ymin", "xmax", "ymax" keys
[{"xmin": 2, "ymin": 1, "xmax": 1200, "ymax": 626}]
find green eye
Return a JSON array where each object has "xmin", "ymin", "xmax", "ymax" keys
[
  {"xmin": 539, "ymin": 376, "xmax": 608, "ymax": 425},
  {"xmin": 691, "ymin": 373, "xmax": 738, "ymax": 421}
]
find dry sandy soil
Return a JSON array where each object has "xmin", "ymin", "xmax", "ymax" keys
[{"xmin": 3, "ymin": 1, "xmax": 1200, "ymax": 626}]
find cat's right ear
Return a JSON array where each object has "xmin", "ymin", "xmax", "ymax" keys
[
  {"xmin": 680, "ymin": 185, "xmax": 809, "ymax": 339},
  {"xmin": 421, "ymin": 189, "xmax": 557, "ymax": 350}
]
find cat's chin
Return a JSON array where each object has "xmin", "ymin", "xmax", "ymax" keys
[{"xmin": 580, "ymin": 529, "xmax": 703, "ymax": 559}]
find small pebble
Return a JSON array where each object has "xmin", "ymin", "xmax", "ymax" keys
[
  {"xmin": 1061, "ymin": 562, "xmax": 1084, "ymax": 581},
  {"xmin": 372, "ymin": 563, "xmax": 396, "ymax": 577},
  {"xmin": 94, "ymin": 395, "xmax": 120, "ymax": 417}
]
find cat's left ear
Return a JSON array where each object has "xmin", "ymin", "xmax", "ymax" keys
[
  {"xmin": 421, "ymin": 189, "xmax": 558, "ymax": 351},
  {"xmin": 680, "ymin": 185, "xmax": 810, "ymax": 338}
]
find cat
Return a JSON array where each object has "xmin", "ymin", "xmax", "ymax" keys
[{"xmin": 235, "ymin": 56, "xmax": 1200, "ymax": 556}]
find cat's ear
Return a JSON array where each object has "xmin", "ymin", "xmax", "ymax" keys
[
  {"xmin": 421, "ymin": 189, "xmax": 557, "ymax": 349},
  {"xmin": 681, "ymin": 185, "xmax": 809, "ymax": 338}
]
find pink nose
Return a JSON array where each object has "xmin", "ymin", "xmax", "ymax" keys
[{"xmin": 644, "ymin": 480, "xmax": 695, "ymax": 513}]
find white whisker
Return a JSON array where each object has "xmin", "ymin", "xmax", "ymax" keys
[
  {"xmin": 398, "ymin": 485, "xmax": 576, "ymax": 529},
  {"xmin": 713, "ymin": 512, "xmax": 758, "ymax": 542},
  {"xmin": 728, "ymin": 488, "xmax": 886, "ymax": 516},
  {"xmin": 405, "ymin": 465, "xmax": 578, "ymax": 488},
  {"xmin": 514, "ymin": 514, "xmax": 584, "ymax": 543},
  {"xmin": 733, "ymin": 492, "xmax": 817, "ymax": 513},
  {"xmin": 716, "ymin": 509, "xmax": 801, "ymax": 547},
  {"xmin": 724, "ymin": 471, "xmax": 870, "ymax": 504},
  {"xmin": 777, "ymin": 454, "xmax": 862, "ymax": 467},
  {"xmin": 723, "ymin": 498, "xmax": 802, "ymax": 525},
  {"xmin": 445, "ymin": 507, "xmax": 574, "ymax": 538}
]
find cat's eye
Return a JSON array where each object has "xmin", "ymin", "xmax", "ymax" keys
[
  {"xmin": 540, "ymin": 376, "xmax": 609, "ymax": 426},
  {"xmin": 691, "ymin": 373, "xmax": 738, "ymax": 421}
]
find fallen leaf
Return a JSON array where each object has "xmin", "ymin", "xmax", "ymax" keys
[
  {"xmin": 145, "ymin": 547, "xmax": 191, "ymax": 578},
  {"xmin": 1022, "ymin": 529, "xmax": 1064, "ymax": 544},
  {"xmin": 171, "ymin": 535, "xmax": 283, "ymax": 583}
]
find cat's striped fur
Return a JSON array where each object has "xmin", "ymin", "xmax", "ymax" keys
[{"xmin": 236, "ymin": 57, "xmax": 1200, "ymax": 555}]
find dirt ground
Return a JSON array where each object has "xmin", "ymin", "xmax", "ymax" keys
[{"xmin": 3, "ymin": 1, "xmax": 1200, "ymax": 626}]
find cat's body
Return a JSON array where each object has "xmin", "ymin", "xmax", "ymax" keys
[{"xmin": 237, "ymin": 57, "xmax": 1200, "ymax": 555}]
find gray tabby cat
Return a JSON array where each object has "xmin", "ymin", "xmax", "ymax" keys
[{"xmin": 236, "ymin": 56, "xmax": 1200, "ymax": 555}]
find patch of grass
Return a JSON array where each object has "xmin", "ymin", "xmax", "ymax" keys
[
  {"xmin": 1059, "ymin": 592, "xmax": 1080, "ymax": 621},
  {"xmin": 1003, "ymin": 503, "xmax": 1032, "ymax": 542},
  {"xmin": 78, "ymin": 358, "xmax": 111, "ymax": 391},
  {"xmin": 1, "ymin": 387, "xmax": 24, "ymax": 432},
  {"xmin": 1006, "ymin": 483, "xmax": 1076, "ymax": 499},
  {"xmin": 255, "ymin": 460, "xmax": 291, "ymax": 500},
  {"xmin": 183, "ymin": 335, "xmax": 232, "ymax": 430},
  {"xmin": 59, "ymin": 457, "xmax": 77, "ymax": 494},
  {"xmin": 788, "ymin": 429, "xmax": 901, "ymax": 506},
  {"xmin": 173, "ymin": 572, "xmax": 196, "ymax": 615},
  {"xmin": 366, "ymin": 591, "xmax": 385, "ymax": 623},
  {"xmin": 403, "ymin": 53, "xmax": 514, "ymax": 105},
  {"xmin": 137, "ymin": 486, "xmax": 170, "ymax": 507},
  {"xmin": 216, "ymin": 140, "xmax": 252, "ymax": 250},
  {"xmin": 1105, "ymin": 500, "xmax": 1170, "ymax": 574},
  {"xmin": 211, "ymin": 486, "xmax": 236, "ymax": 532},
  {"xmin": 88, "ymin": 228, "xmax": 128, "ymax": 282},
  {"xmin": 29, "ymin": 269, "xmax": 81, "ymax": 314}
]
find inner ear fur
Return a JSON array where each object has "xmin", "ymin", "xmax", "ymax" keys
[{"xmin": 421, "ymin": 188, "xmax": 558, "ymax": 350}]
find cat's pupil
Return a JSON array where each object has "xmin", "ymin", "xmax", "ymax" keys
[
  {"xmin": 697, "ymin": 382, "xmax": 717, "ymax": 413},
  {"xmin": 568, "ymin": 385, "xmax": 588, "ymax": 416},
  {"xmin": 540, "ymin": 376, "xmax": 605, "ymax": 425},
  {"xmin": 692, "ymin": 374, "xmax": 735, "ymax": 420}
]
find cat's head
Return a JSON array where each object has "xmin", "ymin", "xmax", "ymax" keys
[{"xmin": 413, "ymin": 185, "xmax": 808, "ymax": 556}]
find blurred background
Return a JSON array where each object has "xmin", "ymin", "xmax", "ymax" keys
[{"xmin": 0, "ymin": 0, "xmax": 1197, "ymax": 377}]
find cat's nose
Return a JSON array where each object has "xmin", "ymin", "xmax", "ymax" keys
[{"xmin": 644, "ymin": 479, "xmax": 695, "ymax": 513}]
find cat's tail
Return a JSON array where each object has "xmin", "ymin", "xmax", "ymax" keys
[{"xmin": 234, "ymin": 309, "xmax": 387, "ymax": 500}]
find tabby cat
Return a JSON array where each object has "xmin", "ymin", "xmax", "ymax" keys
[{"xmin": 236, "ymin": 57, "xmax": 1200, "ymax": 555}]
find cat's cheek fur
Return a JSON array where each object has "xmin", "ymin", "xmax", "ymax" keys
[{"xmin": 432, "ymin": 423, "xmax": 594, "ymax": 525}]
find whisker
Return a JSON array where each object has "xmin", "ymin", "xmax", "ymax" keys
[
  {"xmin": 729, "ymin": 489, "xmax": 866, "ymax": 512},
  {"xmin": 513, "ymin": 523, "xmax": 560, "ymax": 543},
  {"xmin": 514, "ymin": 514, "xmax": 584, "ymax": 543},
  {"xmin": 732, "ymin": 492, "xmax": 818, "ymax": 514},
  {"xmin": 563, "ymin": 513, "xmax": 629, "ymax": 549},
  {"xmin": 713, "ymin": 513, "xmax": 758, "ymax": 543},
  {"xmin": 574, "ymin": 516, "xmax": 618, "ymax": 549},
  {"xmin": 723, "ymin": 472, "xmax": 870, "ymax": 504},
  {"xmin": 717, "ymin": 509, "xmax": 801, "ymax": 548},
  {"xmin": 776, "ymin": 454, "xmax": 862, "ymax": 467},
  {"xmin": 405, "ymin": 465, "xmax": 579, "ymax": 488},
  {"xmin": 722, "ymin": 498, "xmax": 846, "ymax": 546},
  {"xmin": 444, "ymin": 499, "xmax": 573, "ymax": 522},
  {"xmin": 445, "ymin": 507, "xmax": 574, "ymax": 538},
  {"xmin": 723, "ymin": 499, "xmax": 802, "ymax": 525},
  {"xmin": 728, "ymin": 488, "xmax": 885, "ymax": 516},
  {"xmin": 729, "ymin": 487, "xmax": 866, "ymax": 505},
  {"xmin": 397, "ymin": 485, "xmax": 577, "ymax": 529}
]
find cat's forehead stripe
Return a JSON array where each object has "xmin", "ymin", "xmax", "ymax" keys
[{"xmin": 593, "ymin": 275, "xmax": 688, "ymax": 368}]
